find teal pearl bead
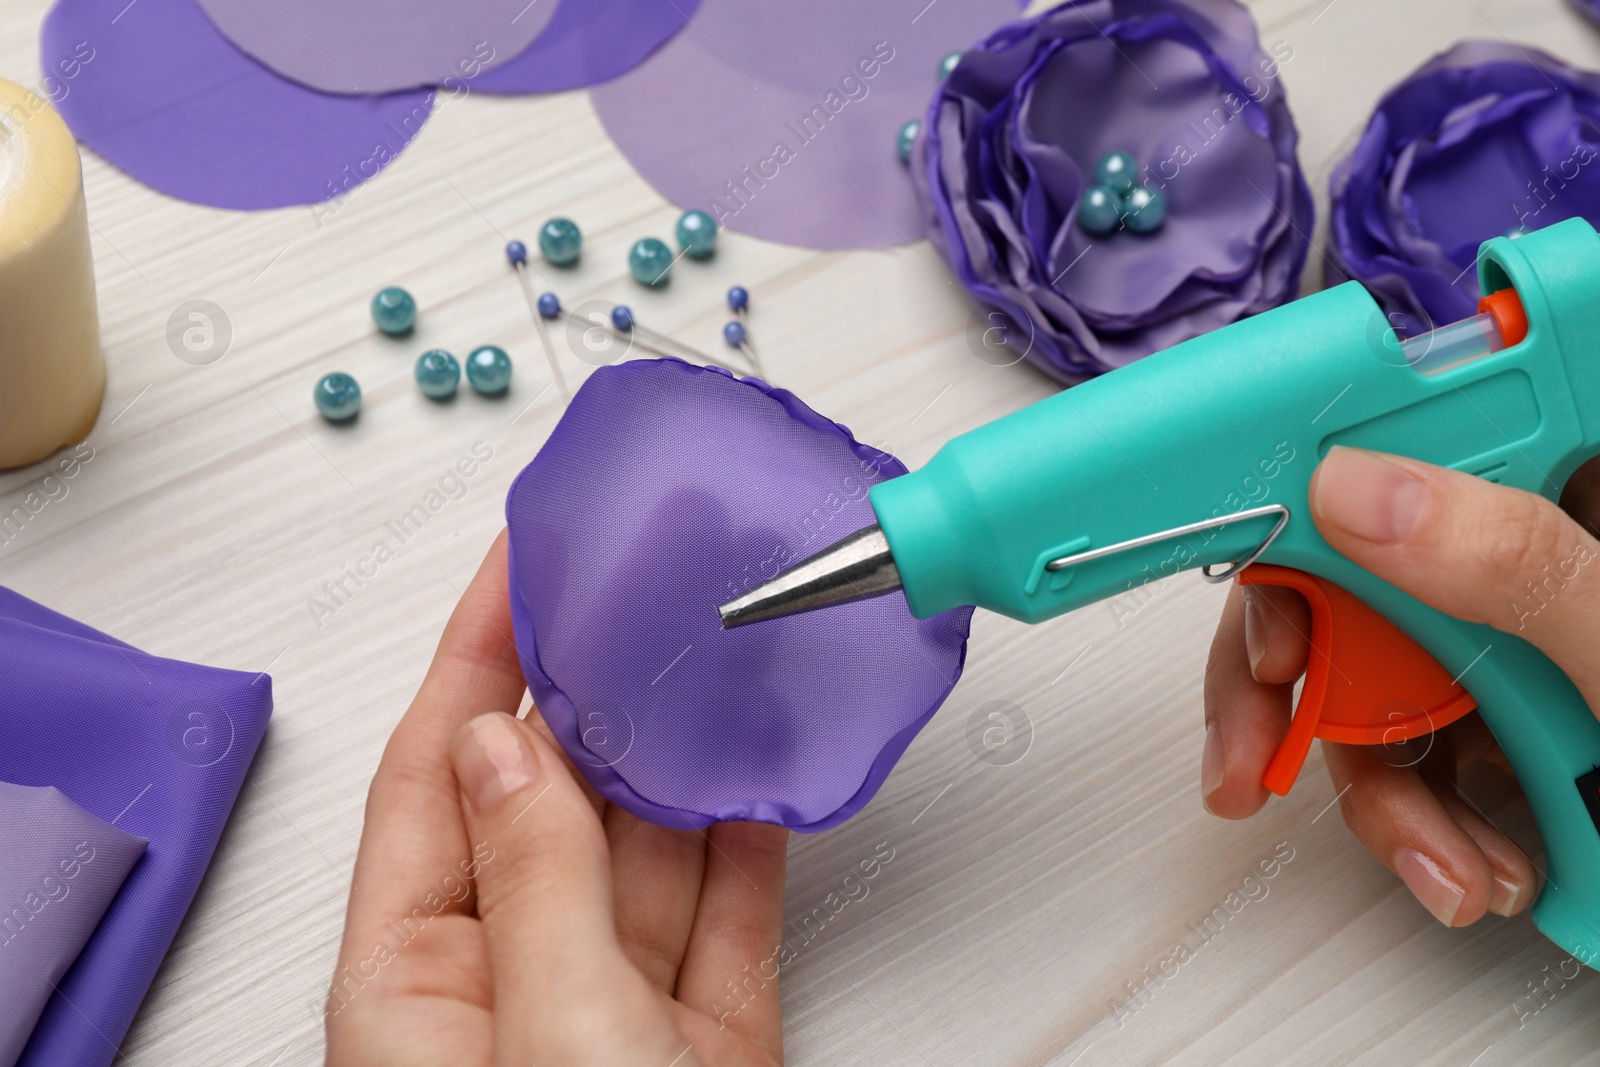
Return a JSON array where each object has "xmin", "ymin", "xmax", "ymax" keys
[
  {"xmin": 314, "ymin": 372, "xmax": 361, "ymax": 421},
  {"xmin": 539, "ymin": 217, "xmax": 582, "ymax": 266},
  {"xmin": 1094, "ymin": 150, "xmax": 1139, "ymax": 194},
  {"xmin": 1077, "ymin": 184, "xmax": 1121, "ymax": 235},
  {"xmin": 629, "ymin": 237, "xmax": 674, "ymax": 286},
  {"xmin": 466, "ymin": 345, "xmax": 513, "ymax": 395},
  {"xmin": 675, "ymin": 210, "xmax": 718, "ymax": 258},
  {"xmin": 1121, "ymin": 184, "xmax": 1167, "ymax": 233},
  {"xmin": 370, "ymin": 287, "xmax": 416, "ymax": 335},
  {"xmin": 937, "ymin": 50, "xmax": 962, "ymax": 79},
  {"xmin": 414, "ymin": 349, "xmax": 460, "ymax": 399},
  {"xmin": 897, "ymin": 118, "xmax": 920, "ymax": 164}
]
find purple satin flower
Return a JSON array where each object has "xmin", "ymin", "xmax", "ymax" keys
[
  {"xmin": 505, "ymin": 359, "xmax": 972, "ymax": 832},
  {"xmin": 1326, "ymin": 41, "xmax": 1600, "ymax": 337},
  {"xmin": 913, "ymin": 0, "xmax": 1312, "ymax": 381}
]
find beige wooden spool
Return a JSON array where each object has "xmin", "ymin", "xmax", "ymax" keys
[{"xmin": 0, "ymin": 76, "xmax": 102, "ymax": 470}]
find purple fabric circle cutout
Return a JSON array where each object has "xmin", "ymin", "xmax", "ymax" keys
[
  {"xmin": 0, "ymin": 586, "xmax": 272, "ymax": 1067},
  {"xmin": 42, "ymin": 0, "xmax": 434, "ymax": 211},
  {"xmin": 191, "ymin": 0, "xmax": 557, "ymax": 95},
  {"xmin": 505, "ymin": 359, "xmax": 973, "ymax": 831},
  {"xmin": 913, "ymin": 0, "xmax": 1312, "ymax": 381},
  {"xmin": 465, "ymin": 0, "xmax": 699, "ymax": 94},
  {"xmin": 1326, "ymin": 40, "xmax": 1600, "ymax": 337},
  {"xmin": 590, "ymin": 0, "xmax": 1024, "ymax": 250}
]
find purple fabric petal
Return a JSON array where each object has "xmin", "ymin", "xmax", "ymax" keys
[
  {"xmin": 1327, "ymin": 40, "xmax": 1600, "ymax": 336},
  {"xmin": 505, "ymin": 359, "xmax": 972, "ymax": 831},
  {"xmin": 42, "ymin": 0, "xmax": 434, "ymax": 211},
  {"xmin": 590, "ymin": 0, "xmax": 1022, "ymax": 250},
  {"xmin": 191, "ymin": 0, "xmax": 556, "ymax": 95},
  {"xmin": 0, "ymin": 784, "xmax": 146, "ymax": 1067},
  {"xmin": 913, "ymin": 0, "xmax": 1312, "ymax": 381},
  {"xmin": 465, "ymin": 0, "xmax": 698, "ymax": 94},
  {"xmin": 0, "ymin": 586, "xmax": 273, "ymax": 1067}
]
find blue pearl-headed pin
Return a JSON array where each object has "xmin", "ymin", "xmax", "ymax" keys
[
  {"xmin": 314, "ymin": 372, "xmax": 361, "ymax": 421},
  {"xmin": 629, "ymin": 237, "xmax": 674, "ymax": 286},
  {"xmin": 415, "ymin": 350, "xmax": 460, "ymax": 399},
  {"xmin": 371, "ymin": 287, "xmax": 416, "ymax": 335},
  {"xmin": 897, "ymin": 118, "xmax": 920, "ymax": 164},
  {"xmin": 539, "ymin": 218, "xmax": 582, "ymax": 266},
  {"xmin": 1077, "ymin": 185, "xmax": 1121, "ymax": 235},
  {"xmin": 676, "ymin": 210, "xmax": 718, "ymax": 259},
  {"xmin": 466, "ymin": 345, "xmax": 513, "ymax": 395},
  {"xmin": 1121, "ymin": 185, "xmax": 1167, "ymax": 234},
  {"xmin": 1093, "ymin": 150, "xmax": 1139, "ymax": 194},
  {"xmin": 727, "ymin": 285, "xmax": 749, "ymax": 313},
  {"xmin": 505, "ymin": 240, "xmax": 528, "ymax": 266},
  {"xmin": 723, "ymin": 320, "xmax": 747, "ymax": 347},
  {"xmin": 537, "ymin": 292, "xmax": 561, "ymax": 319},
  {"xmin": 611, "ymin": 305, "xmax": 635, "ymax": 331}
]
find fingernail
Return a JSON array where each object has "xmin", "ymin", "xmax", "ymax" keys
[
  {"xmin": 1201, "ymin": 721, "xmax": 1224, "ymax": 802},
  {"xmin": 1243, "ymin": 590, "xmax": 1267, "ymax": 678},
  {"xmin": 1395, "ymin": 849, "xmax": 1465, "ymax": 926},
  {"xmin": 1314, "ymin": 447, "xmax": 1428, "ymax": 544},
  {"xmin": 455, "ymin": 713, "xmax": 541, "ymax": 815},
  {"xmin": 1490, "ymin": 875, "xmax": 1522, "ymax": 918}
]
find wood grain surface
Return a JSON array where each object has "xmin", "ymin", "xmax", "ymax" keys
[{"xmin": 2, "ymin": 0, "xmax": 1599, "ymax": 1063}]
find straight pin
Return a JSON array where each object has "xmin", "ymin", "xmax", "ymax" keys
[
  {"xmin": 507, "ymin": 240, "xmax": 569, "ymax": 402},
  {"xmin": 724, "ymin": 286, "xmax": 765, "ymax": 379},
  {"xmin": 607, "ymin": 304, "xmax": 748, "ymax": 375}
]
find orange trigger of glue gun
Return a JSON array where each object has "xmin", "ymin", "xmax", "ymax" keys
[
  {"xmin": 1238, "ymin": 290, "xmax": 1525, "ymax": 794},
  {"xmin": 1237, "ymin": 564, "xmax": 1479, "ymax": 796}
]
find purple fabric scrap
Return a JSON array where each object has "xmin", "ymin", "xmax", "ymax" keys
[
  {"xmin": 42, "ymin": 0, "xmax": 434, "ymax": 210},
  {"xmin": 913, "ymin": 0, "xmax": 1312, "ymax": 380},
  {"xmin": 464, "ymin": 0, "xmax": 700, "ymax": 95},
  {"xmin": 591, "ymin": 0, "xmax": 1023, "ymax": 250},
  {"xmin": 190, "ymin": 0, "xmax": 557, "ymax": 95},
  {"xmin": 0, "ymin": 783, "xmax": 146, "ymax": 1067},
  {"xmin": 0, "ymin": 586, "xmax": 273, "ymax": 1067},
  {"xmin": 505, "ymin": 359, "xmax": 972, "ymax": 831},
  {"xmin": 1326, "ymin": 40, "xmax": 1600, "ymax": 337}
]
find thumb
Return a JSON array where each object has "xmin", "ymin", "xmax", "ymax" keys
[
  {"xmin": 1309, "ymin": 446, "xmax": 1600, "ymax": 709},
  {"xmin": 451, "ymin": 713, "xmax": 699, "ymax": 1067}
]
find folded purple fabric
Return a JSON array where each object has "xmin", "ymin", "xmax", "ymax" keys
[
  {"xmin": 0, "ymin": 587, "xmax": 272, "ymax": 1067},
  {"xmin": 0, "ymin": 784, "xmax": 146, "ymax": 1067},
  {"xmin": 505, "ymin": 359, "xmax": 972, "ymax": 831}
]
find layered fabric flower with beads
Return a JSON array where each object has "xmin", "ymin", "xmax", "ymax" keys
[
  {"xmin": 912, "ymin": 0, "xmax": 1313, "ymax": 380},
  {"xmin": 1326, "ymin": 40, "xmax": 1600, "ymax": 337}
]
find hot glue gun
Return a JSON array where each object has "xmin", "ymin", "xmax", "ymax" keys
[{"xmin": 721, "ymin": 216, "xmax": 1600, "ymax": 966}]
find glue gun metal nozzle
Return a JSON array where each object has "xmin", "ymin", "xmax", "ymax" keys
[{"xmin": 717, "ymin": 525, "xmax": 902, "ymax": 629}]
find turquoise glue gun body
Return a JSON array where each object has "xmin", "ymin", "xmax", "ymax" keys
[{"xmin": 870, "ymin": 217, "xmax": 1600, "ymax": 964}]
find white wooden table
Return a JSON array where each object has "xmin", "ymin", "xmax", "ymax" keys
[{"xmin": 3, "ymin": 0, "xmax": 1599, "ymax": 1063}]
